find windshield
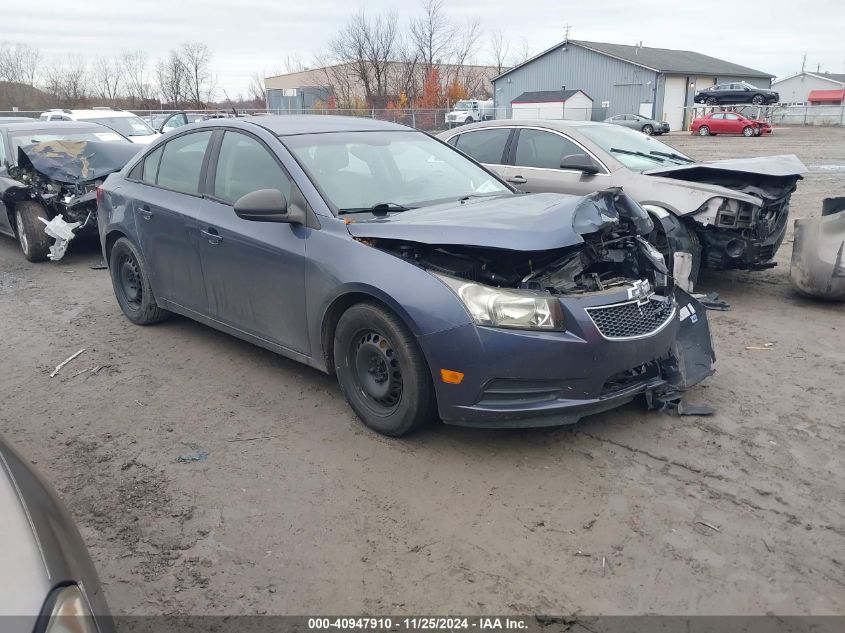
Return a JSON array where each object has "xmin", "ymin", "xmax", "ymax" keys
[
  {"xmin": 80, "ymin": 115, "xmax": 155, "ymax": 137},
  {"xmin": 453, "ymin": 101, "xmax": 473, "ymax": 110},
  {"xmin": 284, "ymin": 130, "xmax": 510, "ymax": 214},
  {"xmin": 9, "ymin": 129, "xmax": 126, "ymax": 156},
  {"xmin": 577, "ymin": 124, "xmax": 694, "ymax": 171}
]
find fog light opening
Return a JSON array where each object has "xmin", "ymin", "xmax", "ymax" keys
[{"xmin": 726, "ymin": 239, "xmax": 746, "ymax": 258}]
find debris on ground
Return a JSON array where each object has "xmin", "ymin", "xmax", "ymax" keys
[
  {"xmin": 50, "ymin": 348, "xmax": 86, "ymax": 378},
  {"xmin": 695, "ymin": 520, "xmax": 722, "ymax": 532},
  {"xmin": 90, "ymin": 260, "xmax": 108, "ymax": 270},
  {"xmin": 694, "ymin": 292, "xmax": 731, "ymax": 311},
  {"xmin": 176, "ymin": 444, "xmax": 209, "ymax": 463},
  {"xmin": 745, "ymin": 343, "xmax": 774, "ymax": 351},
  {"xmin": 790, "ymin": 196, "xmax": 845, "ymax": 301}
]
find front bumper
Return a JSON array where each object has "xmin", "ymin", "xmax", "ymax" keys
[
  {"xmin": 419, "ymin": 288, "xmax": 712, "ymax": 428},
  {"xmin": 655, "ymin": 123, "xmax": 671, "ymax": 134}
]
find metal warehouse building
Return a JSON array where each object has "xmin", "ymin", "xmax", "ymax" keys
[{"xmin": 492, "ymin": 40, "xmax": 774, "ymax": 131}]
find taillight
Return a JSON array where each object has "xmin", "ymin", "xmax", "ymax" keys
[{"xmin": 96, "ymin": 185, "xmax": 104, "ymax": 206}]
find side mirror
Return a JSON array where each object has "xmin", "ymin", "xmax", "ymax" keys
[
  {"xmin": 233, "ymin": 188, "xmax": 304, "ymax": 224},
  {"xmin": 560, "ymin": 154, "xmax": 600, "ymax": 174}
]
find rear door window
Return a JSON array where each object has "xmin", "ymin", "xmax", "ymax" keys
[
  {"xmin": 155, "ymin": 130, "xmax": 213, "ymax": 195},
  {"xmin": 453, "ymin": 128, "xmax": 510, "ymax": 164},
  {"xmin": 141, "ymin": 146, "xmax": 163, "ymax": 184}
]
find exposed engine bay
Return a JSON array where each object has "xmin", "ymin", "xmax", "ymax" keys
[{"xmin": 0, "ymin": 140, "xmax": 139, "ymax": 260}]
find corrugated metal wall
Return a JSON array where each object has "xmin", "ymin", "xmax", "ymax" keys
[{"xmin": 493, "ymin": 44, "xmax": 659, "ymax": 120}]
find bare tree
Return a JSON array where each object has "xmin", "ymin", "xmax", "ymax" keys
[
  {"xmin": 91, "ymin": 56, "xmax": 122, "ymax": 103},
  {"xmin": 282, "ymin": 54, "xmax": 309, "ymax": 73},
  {"xmin": 43, "ymin": 55, "xmax": 89, "ymax": 104},
  {"xmin": 516, "ymin": 37, "xmax": 533, "ymax": 64},
  {"xmin": 489, "ymin": 29, "xmax": 510, "ymax": 74},
  {"xmin": 121, "ymin": 50, "xmax": 154, "ymax": 105},
  {"xmin": 248, "ymin": 72, "xmax": 267, "ymax": 104},
  {"xmin": 329, "ymin": 10, "xmax": 401, "ymax": 107},
  {"xmin": 157, "ymin": 50, "xmax": 187, "ymax": 107},
  {"xmin": 180, "ymin": 41, "xmax": 215, "ymax": 107},
  {"xmin": 0, "ymin": 43, "xmax": 41, "ymax": 86}
]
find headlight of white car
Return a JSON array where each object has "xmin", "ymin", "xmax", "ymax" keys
[
  {"xmin": 436, "ymin": 274, "xmax": 565, "ymax": 331},
  {"xmin": 42, "ymin": 585, "xmax": 98, "ymax": 633}
]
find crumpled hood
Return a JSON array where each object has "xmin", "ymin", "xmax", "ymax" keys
[
  {"xmin": 644, "ymin": 154, "xmax": 806, "ymax": 179},
  {"xmin": 345, "ymin": 189, "xmax": 651, "ymax": 251},
  {"xmin": 17, "ymin": 139, "xmax": 140, "ymax": 184}
]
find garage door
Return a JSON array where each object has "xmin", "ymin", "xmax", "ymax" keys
[{"xmin": 662, "ymin": 76, "xmax": 687, "ymax": 131}]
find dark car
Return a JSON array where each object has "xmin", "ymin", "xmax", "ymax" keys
[
  {"xmin": 0, "ymin": 121, "xmax": 139, "ymax": 262},
  {"xmin": 0, "ymin": 434, "xmax": 114, "ymax": 632},
  {"xmin": 694, "ymin": 81, "xmax": 779, "ymax": 106},
  {"xmin": 97, "ymin": 115, "xmax": 715, "ymax": 436}
]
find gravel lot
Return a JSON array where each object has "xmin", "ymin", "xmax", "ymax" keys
[{"xmin": 0, "ymin": 125, "xmax": 843, "ymax": 617}]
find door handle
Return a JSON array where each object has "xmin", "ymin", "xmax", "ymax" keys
[
  {"xmin": 507, "ymin": 175, "xmax": 527, "ymax": 184},
  {"xmin": 200, "ymin": 228, "xmax": 222, "ymax": 245},
  {"xmin": 139, "ymin": 205, "xmax": 153, "ymax": 220}
]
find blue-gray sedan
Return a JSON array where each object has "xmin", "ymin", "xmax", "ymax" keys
[{"xmin": 97, "ymin": 116, "xmax": 714, "ymax": 436}]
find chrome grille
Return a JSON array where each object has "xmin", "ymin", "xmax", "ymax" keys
[{"xmin": 586, "ymin": 298, "xmax": 675, "ymax": 340}]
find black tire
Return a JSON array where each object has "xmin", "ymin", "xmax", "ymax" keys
[
  {"xmin": 642, "ymin": 124, "xmax": 654, "ymax": 135},
  {"xmin": 648, "ymin": 213, "xmax": 701, "ymax": 290},
  {"xmin": 698, "ymin": 125, "xmax": 710, "ymax": 136},
  {"xmin": 464, "ymin": 117, "xmax": 474, "ymax": 124},
  {"xmin": 14, "ymin": 201, "xmax": 51, "ymax": 262},
  {"xmin": 751, "ymin": 94, "xmax": 765, "ymax": 105},
  {"xmin": 705, "ymin": 97, "xmax": 718, "ymax": 105},
  {"xmin": 334, "ymin": 302, "xmax": 435, "ymax": 436},
  {"xmin": 742, "ymin": 126, "xmax": 754, "ymax": 137},
  {"xmin": 109, "ymin": 237, "xmax": 170, "ymax": 325}
]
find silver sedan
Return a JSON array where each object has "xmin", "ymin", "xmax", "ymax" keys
[{"xmin": 604, "ymin": 113, "xmax": 670, "ymax": 135}]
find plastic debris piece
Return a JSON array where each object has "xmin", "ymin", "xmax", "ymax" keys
[
  {"xmin": 39, "ymin": 214, "xmax": 81, "ymax": 261},
  {"xmin": 745, "ymin": 343, "xmax": 774, "ymax": 351}
]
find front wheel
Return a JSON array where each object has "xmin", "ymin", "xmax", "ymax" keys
[
  {"xmin": 14, "ymin": 201, "xmax": 51, "ymax": 262},
  {"xmin": 698, "ymin": 125, "xmax": 710, "ymax": 136},
  {"xmin": 742, "ymin": 126, "xmax": 755, "ymax": 137},
  {"xmin": 464, "ymin": 117, "xmax": 474, "ymax": 124},
  {"xmin": 706, "ymin": 97, "xmax": 719, "ymax": 105},
  {"xmin": 109, "ymin": 237, "xmax": 170, "ymax": 325},
  {"xmin": 334, "ymin": 303, "xmax": 435, "ymax": 436},
  {"xmin": 642, "ymin": 124, "xmax": 654, "ymax": 135},
  {"xmin": 751, "ymin": 94, "xmax": 765, "ymax": 105}
]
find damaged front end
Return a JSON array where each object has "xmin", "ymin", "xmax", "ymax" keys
[
  {"xmin": 349, "ymin": 189, "xmax": 716, "ymax": 425},
  {"xmin": 4, "ymin": 140, "xmax": 139, "ymax": 260},
  {"xmin": 647, "ymin": 155, "xmax": 806, "ymax": 272}
]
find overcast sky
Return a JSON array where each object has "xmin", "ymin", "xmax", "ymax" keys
[{"xmin": 4, "ymin": 0, "xmax": 843, "ymax": 99}]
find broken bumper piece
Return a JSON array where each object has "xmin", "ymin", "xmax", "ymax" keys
[
  {"xmin": 39, "ymin": 213, "xmax": 85, "ymax": 261},
  {"xmin": 790, "ymin": 197, "xmax": 845, "ymax": 301}
]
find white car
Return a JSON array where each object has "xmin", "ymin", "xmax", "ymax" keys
[{"xmin": 39, "ymin": 108, "xmax": 159, "ymax": 144}]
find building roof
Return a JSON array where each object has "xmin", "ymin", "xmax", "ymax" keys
[
  {"xmin": 774, "ymin": 72, "xmax": 845, "ymax": 86},
  {"xmin": 511, "ymin": 89, "xmax": 588, "ymax": 103},
  {"xmin": 808, "ymin": 88, "xmax": 845, "ymax": 102},
  {"xmin": 494, "ymin": 39, "xmax": 773, "ymax": 81}
]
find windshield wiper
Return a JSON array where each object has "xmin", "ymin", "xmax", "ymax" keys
[
  {"xmin": 609, "ymin": 147, "xmax": 666, "ymax": 163},
  {"xmin": 338, "ymin": 202, "xmax": 413, "ymax": 216},
  {"xmin": 649, "ymin": 150, "xmax": 694, "ymax": 164}
]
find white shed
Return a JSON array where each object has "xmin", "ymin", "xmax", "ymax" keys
[{"xmin": 511, "ymin": 89, "xmax": 593, "ymax": 120}]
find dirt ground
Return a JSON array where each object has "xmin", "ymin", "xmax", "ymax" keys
[{"xmin": 0, "ymin": 126, "xmax": 843, "ymax": 617}]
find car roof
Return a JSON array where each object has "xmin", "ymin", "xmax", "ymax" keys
[
  {"xmin": 447, "ymin": 118, "xmax": 611, "ymax": 134},
  {"xmin": 227, "ymin": 114, "xmax": 413, "ymax": 136},
  {"xmin": 0, "ymin": 120, "xmax": 119, "ymax": 133},
  {"xmin": 47, "ymin": 109, "xmax": 139, "ymax": 119}
]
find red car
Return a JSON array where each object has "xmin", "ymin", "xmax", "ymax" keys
[{"xmin": 690, "ymin": 111, "xmax": 771, "ymax": 137}]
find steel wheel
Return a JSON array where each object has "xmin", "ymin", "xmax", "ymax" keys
[
  {"xmin": 118, "ymin": 253, "xmax": 143, "ymax": 309},
  {"xmin": 698, "ymin": 126, "xmax": 710, "ymax": 136},
  {"xmin": 350, "ymin": 329, "xmax": 403, "ymax": 415}
]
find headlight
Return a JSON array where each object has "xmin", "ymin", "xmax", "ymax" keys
[
  {"xmin": 41, "ymin": 585, "xmax": 98, "ymax": 633},
  {"xmin": 436, "ymin": 274, "xmax": 565, "ymax": 331}
]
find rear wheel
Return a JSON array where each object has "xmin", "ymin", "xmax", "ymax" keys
[
  {"xmin": 705, "ymin": 97, "xmax": 718, "ymax": 105},
  {"xmin": 698, "ymin": 125, "xmax": 710, "ymax": 136},
  {"xmin": 742, "ymin": 126, "xmax": 754, "ymax": 137},
  {"xmin": 751, "ymin": 94, "xmax": 765, "ymax": 105},
  {"xmin": 334, "ymin": 303, "xmax": 435, "ymax": 436},
  {"xmin": 14, "ymin": 201, "xmax": 51, "ymax": 262},
  {"xmin": 642, "ymin": 124, "xmax": 654, "ymax": 135},
  {"xmin": 109, "ymin": 237, "xmax": 170, "ymax": 325}
]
